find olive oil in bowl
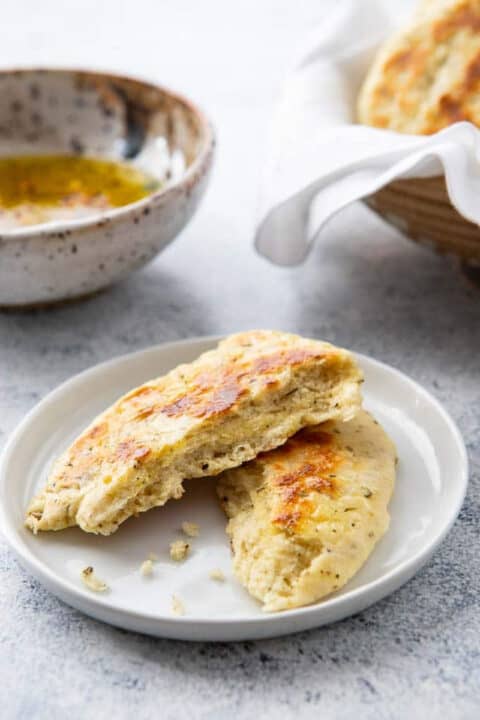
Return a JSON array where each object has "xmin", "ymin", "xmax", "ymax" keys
[{"xmin": 0, "ymin": 155, "xmax": 161, "ymax": 231}]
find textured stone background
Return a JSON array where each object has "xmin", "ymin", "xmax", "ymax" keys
[{"xmin": 0, "ymin": 1, "xmax": 479, "ymax": 718}]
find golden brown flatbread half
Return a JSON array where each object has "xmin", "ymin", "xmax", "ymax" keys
[
  {"xmin": 25, "ymin": 330, "xmax": 363, "ymax": 536},
  {"xmin": 217, "ymin": 410, "xmax": 396, "ymax": 611}
]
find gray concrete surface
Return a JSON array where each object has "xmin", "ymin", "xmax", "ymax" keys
[{"xmin": 0, "ymin": 1, "xmax": 479, "ymax": 718}]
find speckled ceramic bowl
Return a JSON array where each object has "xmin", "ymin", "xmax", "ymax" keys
[{"xmin": 0, "ymin": 68, "xmax": 214, "ymax": 307}]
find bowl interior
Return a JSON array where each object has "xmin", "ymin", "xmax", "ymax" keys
[{"xmin": 0, "ymin": 69, "xmax": 208, "ymax": 186}]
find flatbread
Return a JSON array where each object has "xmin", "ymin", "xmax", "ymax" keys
[
  {"xmin": 25, "ymin": 330, "xmax": 362, "ymax": 535},
  {"xmin": 358, "ymin": 0, "xmax": 480, "ymax": 134},
  {"xmin": 216, "ymin": 410, "xmax": 396, "ymax": 611}
]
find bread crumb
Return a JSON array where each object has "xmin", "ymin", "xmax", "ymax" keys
[
  {"xmin": 181, "ymin": 521, "xmax": 199, "ymax": 538},
  {"xmin": 209, "ymin": 568, "xmax": 225, "ymax": 582},
  {"xmin": 170, "ymin": 540, "xmax": 190, "ymax": 561},
  {"xmin": 171, "ymin": 595, "xmax": 185, "ymax": 616},
  {"xmin": 140, "ymin": 559, "xmax": 154, "ymax": 576},
  {"xmin": 81, "ymin": 566, "xmax": 108, "ymax": 593}
]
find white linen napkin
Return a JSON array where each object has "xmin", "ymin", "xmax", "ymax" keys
[{"xmin": 255, "ymin": 0, "xmax": 480, "ymax": 266}]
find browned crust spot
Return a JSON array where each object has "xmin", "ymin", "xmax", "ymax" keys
[
  {"xmin": 384, "ymin": 48, "xmax": 415, "ymax": 72},
  {"xmin": 434, "ymin": 4, "xmax": 480, "ymax": 43},
  {"xmin": 162, "ymin": 376, "xmax": 244, "ymax": 418},
  {"xmin": 263, "ymin": 428, "xmax": 341, "ymax": 532},
  {"xmin": 464, "ymin": 52, "xmax": 480, "ymax": 89},
  {"xmin": 115, "ymin": 439, "xmax": 151, "ymax": 462},
  {"xmin": 161, "ymin": 349, "xmax": 327, "ymax": 419}
]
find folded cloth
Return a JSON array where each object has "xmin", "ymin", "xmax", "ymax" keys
[{"xmin": 255, "ymin": 0, "xmax": 480, "ymax": 266}]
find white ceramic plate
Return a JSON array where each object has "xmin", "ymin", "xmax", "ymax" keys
[{"xmin": 0, "ymin": 337, "xmax": 468, "ymax": 641}]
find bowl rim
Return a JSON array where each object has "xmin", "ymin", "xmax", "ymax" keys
[{"xmin": 0, "ymin": 66, "xmax": 215, "ymax": 241}]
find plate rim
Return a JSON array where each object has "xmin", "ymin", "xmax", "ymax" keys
[{"xmin": 0, "ymin": 335, "xmax": 469, "ymax": 632}]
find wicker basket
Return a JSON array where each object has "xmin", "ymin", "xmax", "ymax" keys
[{"xmin": 365, "ymin": 176, "xmax": 480, "ymax": 265}]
